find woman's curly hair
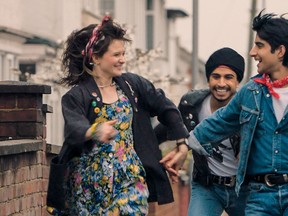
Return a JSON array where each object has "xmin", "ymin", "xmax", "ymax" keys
[{"xmin": 61, "ymin": 17, "xmax": 131, "ymax": 86}]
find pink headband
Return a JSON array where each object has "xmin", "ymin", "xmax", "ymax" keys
[{"xmin": 82, "ymin": 15, "xmax": 111, "ymax": 62}]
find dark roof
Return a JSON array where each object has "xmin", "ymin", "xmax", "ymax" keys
[
  {"xmin": 0, "ymin": 26, "xmax": 59, "ymax": 48},
  {"xmin": 25, "ymin": 37, "xmax": 59, "ymax": 48},
  {"xmin": 167, "ymin": 9, "xmax": 189, "ymax": 19}
]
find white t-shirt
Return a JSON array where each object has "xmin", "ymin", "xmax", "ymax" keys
[
  {"xmin": 198, "ymin": 95, "xmax": 238, "ymax": 176},
  {"xmin": 272, "ymin": 87, "xmax": 288, "ymax": 123}
]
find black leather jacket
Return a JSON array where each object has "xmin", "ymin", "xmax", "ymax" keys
[
  {"xmin": 155, "ymin": 89, "xmax": 240, "ymax": 186},
  {"xmin": 60, "ymin": 72, "xmax": 189, "ymax": 204},
  {"xmin": 179, "ymin": 89, "xmax": 212, "ymax": 181}
]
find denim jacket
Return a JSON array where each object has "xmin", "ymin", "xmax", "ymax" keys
[{"xmin": 188, "ymin": 75, "xmax": 278, "ymax": 194}]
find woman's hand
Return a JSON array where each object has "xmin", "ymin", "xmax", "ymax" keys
[{"xmin": 87, "ymin": 119, "xmax": 118, "ymax": 143}]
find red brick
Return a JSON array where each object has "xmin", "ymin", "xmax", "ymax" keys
[
  {"xmin": 36, "ymin": 151, "xmax": 44, "ymax": 164},
  {"xmin": 16, "ymin": 183, "xmax": 25, "ymax": 198},
  {"xmin": 42, "ymin": 207, "xmax": 48, "ymax": 216},
  {"xmin": 36, "ymin": 165, "xmax": 43, "ymax": 178},
  {"xmin": 0, "ymin": 93, "xmax": 16, "ymax": 109},
  {"xmin": 19, "ymin": 196, "xmax": 27, "ymax": 211},
  {"xmin": 33, "ymin": 206, "xmax": 42, "ymax": 216},
  {"xmin": 25, "ymin": 182, "xmax": 33, "ymax": 195},
  {"xmin": 42, "ymin": 178, "xmax": 48, "ymax": 193},
  {"xmin": 30, "ymin": 166, "xmax": 38, "ymax": 180},
  {"xmin": 14, "ymin": 198, "xmax": 20, "ymax": 213},
  {"xmin": 9, "ymin": 200, "xmax": 15, "ymax": 214},
  {"xmin": 17, "ymin": 94, "xmax": 42, "ymax": 109},
  {"xmin": 35, "ymin": 192, "xmax": 43, "ymax": 206},
  {"xmin": 37, "ymin": 180, "xmax": 43, "ymax": 192},
  {"xmin": 15, "ymin": 167, "xmax": 29, "ymax": 183},
  {"xmin": 17, "ymin": 122, "xmax": 43, "ymax": 138},
  {"xmin": 1, "ymin": 170, "xmax": 15, "ymax": 186},
  {"xmin": 42, "ymin": 166, "xmax": 50, "ymax": 180},
  {"xmin": 0, "ymin": 187, "xmax": 8, "ymax": 202},
  {"xmin": 5, "ymin": 201, "xmax": 13, "ymax": 215},
  {"xmin": 0, "ymin": 123, "xmax": 17, "ymax": 137},
  {"xmin": 9, "ymin": 185, "xmax": 17, "ymax": 201},
  {"xmin": 0, "ymin": 202, "xmax": 8, "ymax": 215},
  {"xmin": 20, "ymin": 152, "xmax": 37, "ymax": 167},
  {"xmin": 0, "ymin": 110, "xmax": 42, "ymax": 122}
]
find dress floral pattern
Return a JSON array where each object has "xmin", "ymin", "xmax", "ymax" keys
[{"xmin": 65, "ymin": 85, "xmax": 149, "ymax": 216}]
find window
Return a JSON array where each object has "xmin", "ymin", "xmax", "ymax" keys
[
  {"xmin": 146, "ymin": 0, "xmax": 154, "ymax": 50},
  {"xmin": 99, "ymin": 0, "xmax": 115, "ymax": 17},
  {"xmin": 146, "ymin": 15, "xmax": 154, "ymax": 50},
  {"xmin": 146, "ymin": 0, "xmax": 153, "ymax": 10},
  {"xmin": 19, "ymin": 63, "xmax": 36, "ymax": 81}
]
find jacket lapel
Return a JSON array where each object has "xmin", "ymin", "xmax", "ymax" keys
[{"xmin": 115, "ymin": 76, "xmax": 138, "ymax": 112}]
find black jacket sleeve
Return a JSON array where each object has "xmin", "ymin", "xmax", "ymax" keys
[
  {"xmin": 154, "ymin": 123, "xmax": 169, "ymax": 144},
  {"xmin": 133, "ymin": 74, "xmax": 189, "ymax": 140},
  {"xmin": 61, "ymin": 87, "xmax": 91, "ymax": 147}
]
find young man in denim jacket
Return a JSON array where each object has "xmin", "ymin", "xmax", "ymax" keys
[
  {"xmin": 186, "ymin": 11, "xmax": 288, "ymax": 215},
  {"xmin": 157, "ymin": 47, "xmax": 249, "ymax": 215}
]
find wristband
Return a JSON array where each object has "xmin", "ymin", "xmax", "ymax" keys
[
  {"xmin": 176, "ymin": 140, "xmax": 187, "ymax": 146},
  {"xmin": 91, "ymin": 122, "xmax": 102, "ymax": 140},
  {"xmin": 176, "ymin": 139, "xmax": 191, "ymax": 150}
]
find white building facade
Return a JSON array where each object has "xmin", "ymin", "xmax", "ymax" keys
[{"xmin": 0, "ymin": 0, "xmax": 203, "ymax": 145}]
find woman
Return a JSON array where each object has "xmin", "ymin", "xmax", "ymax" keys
[{"xmin": 59, "ymin": 16, "xmax": 189, "ymax": 215}]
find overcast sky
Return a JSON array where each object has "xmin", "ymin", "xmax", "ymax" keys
[{"xmin": 165, "ymin": 0, "xmax": 288, "ymax": 75}]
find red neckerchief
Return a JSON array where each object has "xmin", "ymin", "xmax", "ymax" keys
[{"xmin": 254, "ymin": 73, "xmax": 288, "ymax": 99}]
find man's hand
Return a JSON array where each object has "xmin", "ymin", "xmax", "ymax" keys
[{"xmin": 160, "ymin": 145, "xmax": 188, "ymax": 183}]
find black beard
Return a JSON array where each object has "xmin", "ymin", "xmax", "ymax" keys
[
  {"xmin": 213, "ymin": 95, "xmax": 230, "ymax": 103},
  {"xmin": 211, "ymin": 88, "xmax": 235, "ymax": 103}
]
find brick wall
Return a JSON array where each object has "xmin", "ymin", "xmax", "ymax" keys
[
  {"xmin": 0, "ymin": 148, "xmax": 50, "ymax": 215},
  {"xmin": 0, "ymin": 81, "xmax": 51, "ymax": 140},
  {"xmin": 0, "ymin": 81, "xmax": 54, "ymax": 216}
]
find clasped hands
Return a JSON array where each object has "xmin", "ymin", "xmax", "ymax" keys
[{"xmin": 160, "ymin": 142, "xmax": 189, "ymax": 184}]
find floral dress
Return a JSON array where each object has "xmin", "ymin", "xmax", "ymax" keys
[{"xmin": 65, "ymin": 85, "xmax": 149, "ymax": 216}]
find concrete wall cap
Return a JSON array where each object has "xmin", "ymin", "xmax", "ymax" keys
[{"xmin": 0, "ymin": 81, "xmax": 51, "ymax": 94}]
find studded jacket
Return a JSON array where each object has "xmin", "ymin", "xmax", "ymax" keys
[
  {"xmin": 178, "ymin": 89, "xmax": 212, "ymax": 181},
  {"xmin": 59, "ymin": 72, "xmax": 189, "ymax": 204},
  {"xmin": 155, "ymin": 89, "xmax": 240, "ymax": 185}
]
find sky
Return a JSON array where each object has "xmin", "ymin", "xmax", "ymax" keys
[{"xmin": 165, "ymin": 0, "xmax": 288, "ymax": 76}]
